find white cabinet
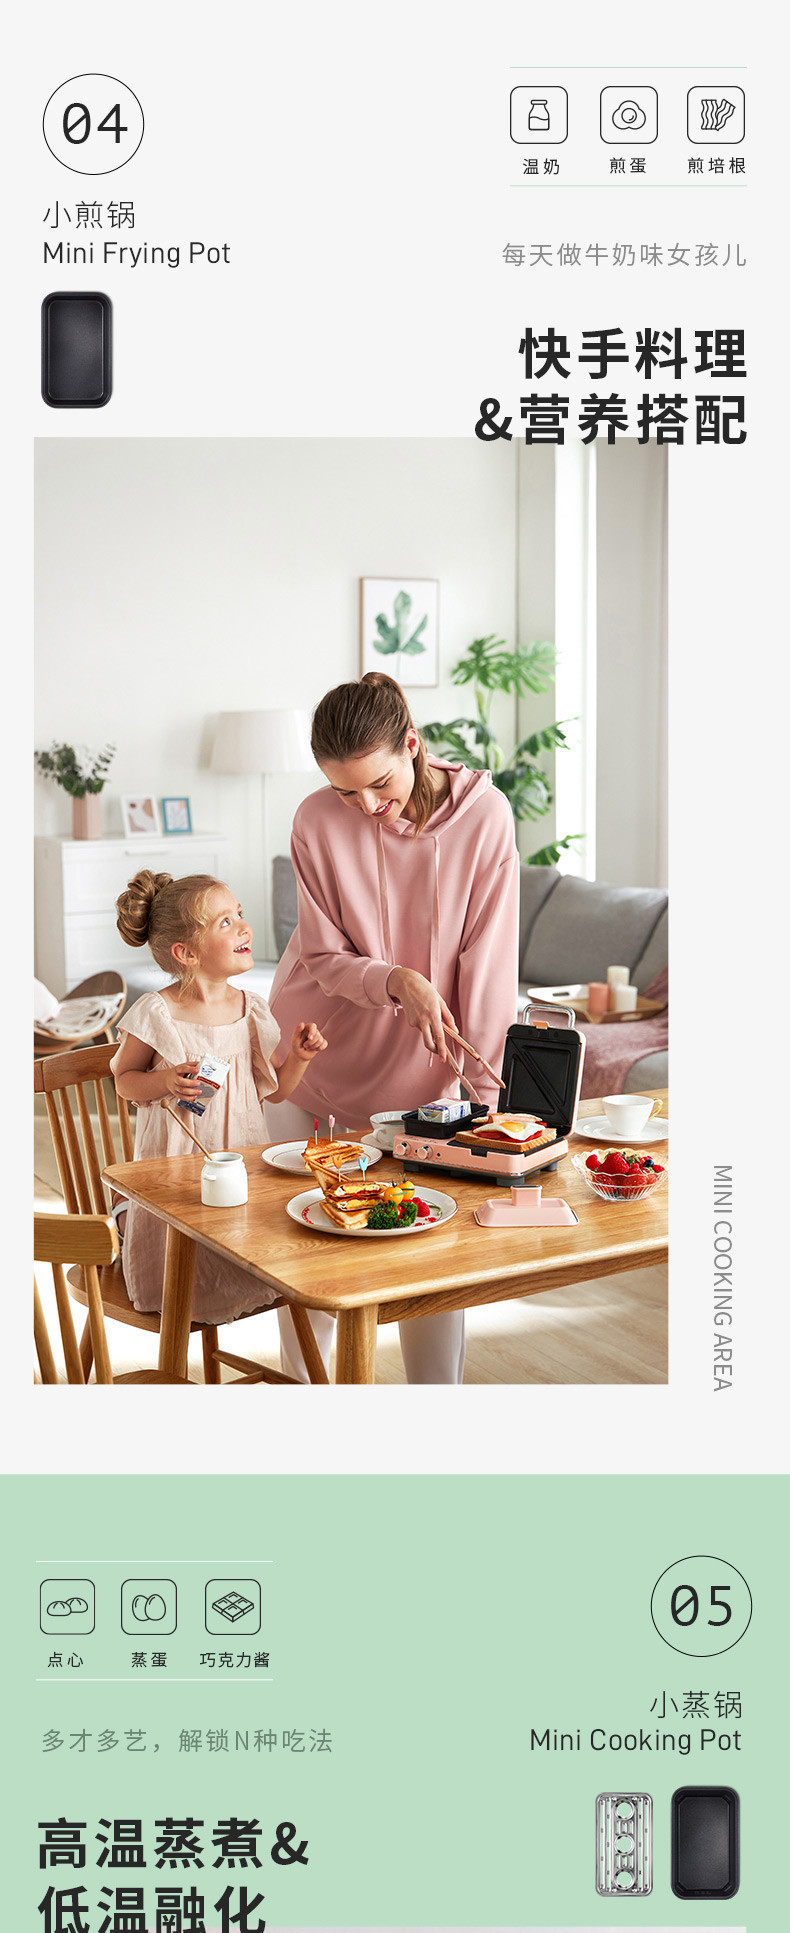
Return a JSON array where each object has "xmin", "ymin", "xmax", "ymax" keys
[{"xmin": 35, "ymin": 834, "xmax": 230, "ymax": 991}]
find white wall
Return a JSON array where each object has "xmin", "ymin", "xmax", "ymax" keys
[
  {"xmin": 35, "ymin": 439, "xmax": 518, "ymax": 944},
  {"xmin": 516, "ymin": 441, "xmax": 668, "ymax": 887},
  {"xmin": 596, "ymin": 441, "xmax": 668, "ymax": 887}
]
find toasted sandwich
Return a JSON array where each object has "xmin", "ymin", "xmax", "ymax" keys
[
  {"xmin": 319, "ymin": 1182, "xmax": 389, "ymax": 1230},
  {"xmin": 303, "ymin": 1137, "xmax": 366, "ymax": 1178},
  {"xmin": 453, "ymin": 1112, "xmax": 555, "ymax": 1155}
]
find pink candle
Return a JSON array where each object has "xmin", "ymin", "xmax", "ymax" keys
[{"xmin": 587, "ymin": 981, "xmax": 609, "ymax": 1015}]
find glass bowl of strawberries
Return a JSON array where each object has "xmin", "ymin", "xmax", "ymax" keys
[{"xmin": 572, "ymin": 1148, "xmax": 667, "ymax": 1202}]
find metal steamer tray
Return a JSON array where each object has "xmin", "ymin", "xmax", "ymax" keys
[
  {"xmin": 596, "ymin": 1792, "xmax": 653, "ymax": 1897},
  {"xmin": 393, "ymin": 1003, "xmax": 586, "ymax": 1187}
]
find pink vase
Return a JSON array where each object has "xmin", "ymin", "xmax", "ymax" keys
[{"xmin": 72, "ymin": 792, "xmax": 102, "ymax": 840}]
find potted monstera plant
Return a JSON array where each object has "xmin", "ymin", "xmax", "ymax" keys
[
  {"xmin": 420, "ymin": 635, "xmax": 581, "ymax": 865},
  {"xmin": 34, "ymin": 741, "xmax": 115, "ymax": 840}
]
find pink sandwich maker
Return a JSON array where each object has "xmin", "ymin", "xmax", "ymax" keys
[{"xmin": 393, "ymin": 1002, "xmax": 586, "ymax": 1187}]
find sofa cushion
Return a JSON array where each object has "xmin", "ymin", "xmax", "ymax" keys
[
  {"xmin": 518, "ymin": 864, "xmax": 562, "ymax": 978},
  {"xmin": 632, "ymin": 905, "xmax": 668, "ymax": 992},
  {"xmin": 521, "ymin": 875, "xmax": 668, "ymax": 986},
  {"xmin": 623, "ymin": 1049, "xmax": 668, "ymax": 1093},
  {"xmin": 272, "ymin": 853, "xmax": 299, "ymax": 957}
]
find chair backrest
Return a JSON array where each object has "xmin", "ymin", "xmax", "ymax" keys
[
  {"xmin": 34, "ymin": 1211, "xmax": 120, "ymax": 1385},
  {"xmin": 33, "ymin": 973, "xmax": 128, "ymax": 1059},
  {"xmin": 34, "ymin": 1042, "xmax": 135, "ymax": 1216}
]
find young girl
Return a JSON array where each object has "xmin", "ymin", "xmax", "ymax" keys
[{"xmin": 111, "ymin": 869, "xmax": 327, "ymax": 1325}]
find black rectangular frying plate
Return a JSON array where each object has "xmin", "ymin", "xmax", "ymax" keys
[{"xmin": 41, "ymin": 293, "xmax": 112, "ymax": 407}]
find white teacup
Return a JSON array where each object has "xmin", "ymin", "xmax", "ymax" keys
[
  {"xmin": 602, "ymin": 1093, "xmax": 663, "ymax": 1138},
  {"xmin": 370, "ymin": 1110, "xmax": 407, "ymax": 1152}
]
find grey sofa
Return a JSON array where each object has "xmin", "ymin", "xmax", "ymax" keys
[
  {"xmin": 274, "ymin": 855, "xmax": 668, "ymax": 1095},
  {"xmin": 517, "ymin": 866, "xmax": 667, "ymax": 1094}
]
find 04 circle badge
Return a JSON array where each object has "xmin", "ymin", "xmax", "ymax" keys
[
  {"xmin": 651, "ymin": 1554, "xmax": 752, "ymax": 1656},
  {"xmin": 43, "ymin": 73, "xmax": 144, "ymax": 174}
]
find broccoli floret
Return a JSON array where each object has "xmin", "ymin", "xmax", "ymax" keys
[
  {"xmin": 366, "ymin": 1202, "xmax": 400, "ymax": 1229},
  {"xmin": 398, "ymin": 1200, "xmax": 418, "ymax": 1225}
]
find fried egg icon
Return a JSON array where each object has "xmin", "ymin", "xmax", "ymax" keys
[{"xmin": 612, "ymin": 99, "xmax": 647, "ymax": 131}]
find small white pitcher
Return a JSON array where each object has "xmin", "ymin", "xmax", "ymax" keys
[{"xmin": 201, "ymin": 1151, "xmax": 248, "ymax": 1208}]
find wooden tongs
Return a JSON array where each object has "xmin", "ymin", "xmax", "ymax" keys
[{"xmin": 442, "ymin": 1021, "xmax": 507, "ymax": 1108}]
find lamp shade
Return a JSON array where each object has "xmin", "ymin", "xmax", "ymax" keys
[{"xmin": 210, "ymin": 709, "xmax": 314, "ymax": 775}]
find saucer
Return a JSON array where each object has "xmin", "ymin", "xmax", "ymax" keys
[{"xmin": 573, "ymin": 1115, "xmax": 668, "ymax": 1146}]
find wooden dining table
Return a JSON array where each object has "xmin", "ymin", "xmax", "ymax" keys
[{"xmin": 102, "ymin": 1091, "xmax": 668, "ymax": 1384}]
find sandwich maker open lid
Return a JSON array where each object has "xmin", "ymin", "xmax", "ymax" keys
[
  {"xmin": 500, "ymin": 1004, "xmax": 585, "ymax": 1136},
  {"xmin": 402, "ymin": 1003, "xmax": 585, "ymax": 1144}
]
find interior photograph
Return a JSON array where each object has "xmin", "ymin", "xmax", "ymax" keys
[{"xmin": 33, "ymin": 436, "xmax": 668, "ymax": 1385}]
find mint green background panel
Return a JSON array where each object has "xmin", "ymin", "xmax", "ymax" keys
[{"xmin": 2, "ymin": 1476, "xmax": 785, "ymax": 1926}]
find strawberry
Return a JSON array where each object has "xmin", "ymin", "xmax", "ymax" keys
[
  {"xmin": 586, "ymin": 1154, "xmax": 601, "ymax": 1170},
  {"xmin": 601, "ymin": 1150, "xmax": 630, "ymax": 1175},
  {"xmin": 619, "ymin": 1169, "xmax": 652, "ymax": 1197}
]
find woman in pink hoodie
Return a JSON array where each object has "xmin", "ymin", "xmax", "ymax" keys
[{"xmin": 266, "ymin": 672, "xmax": 520, "ymax": 1383}]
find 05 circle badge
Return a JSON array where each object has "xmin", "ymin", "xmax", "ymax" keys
[
  {"xmin": 651, "ymin": 1554, "xmax": 752, "ymax": 1656},
  {"xmin": 43, "ymin": 73, "xmax": 144, "ymax": 175}
]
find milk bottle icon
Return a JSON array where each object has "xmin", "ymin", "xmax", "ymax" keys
[{"xmin": 510, "ymin": 85, "xmax": 568, "ymax": 143}]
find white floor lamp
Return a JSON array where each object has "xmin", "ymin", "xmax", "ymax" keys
[{"xmin": 210, "ymin": 709, "xmax": 314, "ymax": 960}]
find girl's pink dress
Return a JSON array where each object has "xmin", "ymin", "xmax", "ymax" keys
[{"xmin": 110, "ymin": 989, "xmax": 282, "ymax": 1325}]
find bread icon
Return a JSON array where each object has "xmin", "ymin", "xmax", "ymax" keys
[{"xmin": 46, "ymin": 1595, "xmax": 89, "ymax": 1615}]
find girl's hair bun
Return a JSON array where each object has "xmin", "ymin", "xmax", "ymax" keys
[{"xmin": 116, "ymin": 869, "xmax": 173, "ymax": 949}]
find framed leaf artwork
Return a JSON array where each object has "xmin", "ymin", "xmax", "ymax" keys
[{"xmin": 359, "ymin": 578, "xmax": 439, "ymax": 687}]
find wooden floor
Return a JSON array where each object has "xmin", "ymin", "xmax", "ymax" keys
[{"xmin": 34, "ymin": 1112, "xmax": 667, "ymax": 1386}]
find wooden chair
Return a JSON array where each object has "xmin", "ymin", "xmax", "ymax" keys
[
  {"xmin": 34, "ymin": 1213, "xmax": 192, "ymax": 1383},
  {"xmin": 34, "ymin": 971, "xmax": 128, "ymax": 1058},
  {"xmin": 34, "ymin": 1043, "xmax": 327, "ymax": 1386}
]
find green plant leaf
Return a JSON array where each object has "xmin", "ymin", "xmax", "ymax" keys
[
  {"xmin": 526, "ymin": 834, "xmax": 585, "ymax": 867},
  {"xmin": 34, "ymin": 741, "xmax": 115, "ymax": 798},
  {"xmin": 511, "ymin": 721, "xmax": 572, "ymax": 759},
  {"xmin": 451, "ymin": 636, "xmax": 508, "ymax": 688},
  {"xmin": 450, "ymin": 635, "xmax": 558, "ymax": 699},
  {"xmin": 493, "ymin": 762, "xmax": 553, "ymax": 821}
]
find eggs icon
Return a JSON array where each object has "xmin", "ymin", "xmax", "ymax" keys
[{"xmin": 131, "ymin": 1592, "xmax": 167, "ymax": 1622}]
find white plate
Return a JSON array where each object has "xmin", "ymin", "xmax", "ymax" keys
[
  {"xmin": 572, "ymin": 1114, "xmax": 669, "ymax": 1146},
  {"xmin": 286, "ymin": 1185, "xmax": 457, "ymax": 1238},
  {"xmin": 262, "ymin": 1137, "xmax": 382, "ymax": 1176},
  {"xmin": 527, "ymin": 983, "xmax": 589, "ymax": 1003}
]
